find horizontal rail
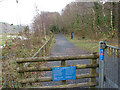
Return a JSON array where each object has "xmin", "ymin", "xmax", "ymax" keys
[
  {"xmin": 24, "ymin": 36, "xmax": 53, "ymax": 67},
  {"xmin": 16, "ymin": 54, "xmax": 99, "ymax": 63},
  {"xmin": 32, "ymin": 36, "xmax": 53, "ymax": 57},
  {"xmin": 107, "ymin": 45, "xmax": 120, "ymax": 50},
  {"xmin": 17, "ymin": 63, "xmax": 99, "ymax": 73},
  {"xmin": 19, "ymin": 73, "xmax": 99, "ymax": 84},
  {"xmin": 29, "ymin": 82, "xmax": 98, "ymax": 88}
]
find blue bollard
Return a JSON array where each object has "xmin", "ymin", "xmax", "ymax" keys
[{"xmin": 71, "ymin": 32, "xmax": 73, "ymax": 39}]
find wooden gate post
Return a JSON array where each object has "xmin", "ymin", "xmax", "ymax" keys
[
  {"xmin": 18, "ymin": 63, "xmax": 25, "ymax": 87},
  {"xmin": 89, "ymin": 52, "xmax": 97, "ymax": 88},
  {"xmin": 61, "ymin": 60, "xmax": 66, "ymax": 85}
]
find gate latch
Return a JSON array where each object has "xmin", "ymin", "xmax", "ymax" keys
[{"xmin": 100, "ymin": 41, "xmax": 107, "ymax": 49}]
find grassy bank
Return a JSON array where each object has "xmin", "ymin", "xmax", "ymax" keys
[
  {"xmin": 1, "ymin": 33, "xmax": 54, "ymax": 88},
  {"xmin": 65, "ymin": 34, "xmax": 118, "ymax": 53},
  {"xmin": 65, "ymin": 35, "xmax": 99, "ymax": 53}
]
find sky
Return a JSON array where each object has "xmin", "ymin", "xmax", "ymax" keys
[{"xmin": 0, "ymin": 0, "xmax": 74, "ymax": 25}]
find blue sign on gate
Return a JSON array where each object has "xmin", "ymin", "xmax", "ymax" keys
[
  {"xmin": 52, "ymin": 66, "xmax": 76, "ymax": 81},
  {"xmin": 99, "ymin": 49, "xmax": 104, "ymax": 60}
]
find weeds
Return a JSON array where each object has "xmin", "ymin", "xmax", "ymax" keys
[{"xmin": 2, "ymin": 33, "xmax": 52, "ymax": 88}]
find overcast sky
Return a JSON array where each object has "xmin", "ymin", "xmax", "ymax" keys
[{"xmin": 0, "ymin": 0, "xmax": 74, "ymax": 25}]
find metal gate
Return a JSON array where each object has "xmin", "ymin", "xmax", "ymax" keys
[{"xmin": 99, "ymin": 41, "xmax": 120, "ymax": 88}]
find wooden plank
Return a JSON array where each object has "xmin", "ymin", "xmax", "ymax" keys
[
  {"xmin": 29, "ymin": 82, "xmax": 98, "ymax": 88},
  {"xmin": 19, "ymin": 73, "xmax": 99, "ymax": 84},
  {"xmin": 16, "ymin": 54, "xmax": 99, "ymax": 63},
  {"xmin": 17, "ymin": 63, "xmax": 99, "ymax": 73}
]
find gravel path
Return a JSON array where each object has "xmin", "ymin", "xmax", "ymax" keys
[{"xmin": 40, "ymin": 34, "xmax": 93, "ymax": 87}]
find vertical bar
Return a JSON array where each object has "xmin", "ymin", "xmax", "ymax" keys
[
  {"xmin": 110, "ymin": 48, "xmax": 111, "ymax": 56},
  {"xmin": 117, "ymin": 49, "xmax": 120, "ymax": 59},
  {"xmin": 104, "ymin": 48, "xmax": 107, "ymax": 87},
  {"xmin": 89, "ymin": 52, "xmax": 97, "ymax": 88},
  {"xmin": 109, "ymin": 47, "xmax": 110, "ymax": 56},
  {"xmin": 117, "ymin": 49, "xmax": 120, "ymax": 60},
  {"xmin": 114, "ymin": 49, "xmax": 116, "ymax": 59},
  {"xmin": 111, "ymin": 48, "xmax": 113, "ymax": 57},
  {"xmin": 61, "ymin": 60, "xmax": 66, "ymax": 85}
]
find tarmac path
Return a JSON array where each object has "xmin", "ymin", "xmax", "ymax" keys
[{"xmin": 40, "ymin": 34, "xmax": 95, "ymax": 87}]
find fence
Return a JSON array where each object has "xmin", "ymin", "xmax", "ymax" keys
[
  {"xmin": 104, "ymin": 44, "xmax": 120, "ymax": 88},
  {"xmin": 24, "ymin": 35, "xmax": 53, "ymax": 67},
  {"xmin": 99, "ymin": 41, "xmax": 120, "ymax": 88},
  {"xmin": 32, "ymin": 35, "xmax": 53, "ymax": 57},
  {"xmin": 16, "ymin": 52, "xmax": 99, "ymax": 88},
  {"xmin": 18, "ymin": 35, "xmax": 54, "ymax": 87}
]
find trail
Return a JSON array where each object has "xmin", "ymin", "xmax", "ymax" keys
[{"xmin": 40, "ymin": 34, "xmax": 93, "ymax": 87}]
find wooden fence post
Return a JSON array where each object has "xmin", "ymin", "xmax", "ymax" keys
[
  {"xmin": 48, "ymin": 40, "xmax": 51, "ymax": 55},
  {"xmin": 61, "ymin": 60, "xmax": 66, "ymax": 85},
  {"xmin": 48, "ymin": 41, "xmax": 50, "ymax": 55},
  {"xmin": 47, "ymin": 42, "xmax": 49, "ymax": 56},
  {"xmin": 89, "ymin": 52, "xmax": 97, "ymax": 88},
  {"xmin": 18, "ymin": 63, "xmax": 25, "ymax": 87},
  {"xmin": 45, "ymin": 45, "xmax": 47, "ymax": 56},
  {"xmin": 42, "ymin": 48, "xmax": 44, "ymax": 56}
]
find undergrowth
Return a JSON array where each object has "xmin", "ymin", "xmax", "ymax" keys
[{"xmin": 1, "ymin": 33, "xmax": 53, "ymax": 88}]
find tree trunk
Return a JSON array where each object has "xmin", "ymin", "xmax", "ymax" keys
[{"xmin": 118, "ymin": 2, "xmax": 120, "ymax": 48}]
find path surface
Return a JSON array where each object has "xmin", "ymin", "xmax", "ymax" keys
[{"xmin": 40, "ymin": 34, "xmax": 94, "ymax": 87}]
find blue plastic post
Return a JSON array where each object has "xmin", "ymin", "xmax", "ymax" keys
[{"xmin": 71, "ymin": 32, "xmax": 73, "ymax": 39}]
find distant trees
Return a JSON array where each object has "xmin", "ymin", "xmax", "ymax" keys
[
  {"xmin": 32, "ymin": 2, "xmax": 118, "ymax": 40},
  {"xmin": 61, "ymin": 2, "xmax": 95, "ymax": 38},
  {"xmin": 60, "ymin": 2, "xmax": 118, "ymax": 40},
  {"xmin": 118, "ymin": 2, "xmax": 120, "ymax": 48},
  {"xmin": 32, "ymin": 11, "xmax": 61, "ymax": 37}
]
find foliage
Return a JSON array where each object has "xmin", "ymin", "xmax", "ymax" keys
[
  {"xmin": 60, "ymin": 2, "xmax": 118, "ymax": 40},
  {"xmin": 32, "ymin": 11, "xmax": 61, "ymax": 36},
  {"xmin": 1, "ymin": 26, "xmax": 51, "ymax": 88},
  {"xmin": 51, "ymin": 25, "xmax": 59, "ymax": 33}
]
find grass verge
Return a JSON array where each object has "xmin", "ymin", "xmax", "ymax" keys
[{"xmin": 65, "ymin": 35, "xmax": 118, "ymax": 53}]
